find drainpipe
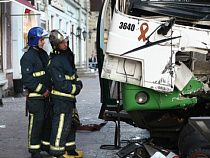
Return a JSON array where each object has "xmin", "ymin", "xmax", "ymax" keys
[
  {"xmin": 85, "ymin": 0, "xmax": 89, "ymax": 70},
  {"xmin": 44, "ymin": 0, "xmax": 48, "ymax": 31},
  {"xmin": 78, "ymin": 0, "xmax": 82, "ymax": 67}
]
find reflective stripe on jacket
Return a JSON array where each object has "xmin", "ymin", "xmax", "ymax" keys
[
  {"xmin": 20, "ymin": 47, "xmax": 51, "ymax": 98},
  {"xmin": 51, "ymin": 90, "xmax": 75, "ymax": 99},
  {"xmin": 48, "ymin": 49, "xmax": 81, "ymax": 101}
]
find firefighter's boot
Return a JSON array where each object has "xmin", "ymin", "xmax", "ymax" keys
[
  {"xmin": 56, "ymin": 156, "xmax": 65, "ymax": 158},
  {"xmin": 31, "ymin": 152, "xmax": 43, "ymax": 158},
  {"xmin": 63, "ymin": 150, "xmax": 84, "ymax": 158}
]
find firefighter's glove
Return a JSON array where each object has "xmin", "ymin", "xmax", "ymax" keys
[
  {"xmin": 77, "ymin": 80, "xmax": 83, "ymax": 89},
  {"xmin": 43, "ymin": 89, "xmax": 50, "ymax": 98},
  {"xmin": 77, "ymin": 85, "xmax": 82, "ymax": 95}
]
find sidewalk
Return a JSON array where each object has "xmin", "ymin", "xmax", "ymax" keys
[{"xmin": 0, "ymin": 77, "xmax": 149, "ymax": 158}]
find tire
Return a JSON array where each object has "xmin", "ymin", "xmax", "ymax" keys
[
  {"xmin": 188, "ymin": 148, "xmax": 210, "ymax": 158},
  {"xmin": 178, "ymin": 123, "xmax": 208, "ymax": 158}
]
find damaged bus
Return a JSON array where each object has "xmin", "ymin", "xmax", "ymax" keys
[{"xmin": 96, "ymin": 0, "xmax": 210, "ymax": 157}]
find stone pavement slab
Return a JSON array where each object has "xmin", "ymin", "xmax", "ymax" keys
[{"xmin": 0, "ymin": 77, "xmax": 149, "ymax": 158}]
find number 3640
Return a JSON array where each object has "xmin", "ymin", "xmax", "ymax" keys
[{"xmin": 119, "ymin": 22, "xmax": 135, "ymax": 31}]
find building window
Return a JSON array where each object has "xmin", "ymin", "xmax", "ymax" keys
[
  {"xmin": 59, "ymin": 19, "xmax": 62, "ymax": 30},
  {"xmin": 41, "ymin": 20, "xmax": 46, "ymax": 29},
  {"xmin": 66, "ymin": 22, "xmax": 69, "ymax": 35},
  {"xmin": 71, "ymin": 25, "xmax": 74, "ymax": 52},
  {"xmin": 51, "ymin": 16, "xmax": 54, "ymax": 30}
]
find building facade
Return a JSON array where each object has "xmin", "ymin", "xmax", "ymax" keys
[
  {"xmin": 0, "ymin": 0, "xmax": 90, "ymax": 97},
  {"xmin": 0, "ymin": 0, "xmax": 40, "ymax": 97}
]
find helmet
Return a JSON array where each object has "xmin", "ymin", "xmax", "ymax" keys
[
  {"xmin": 49, "ymin": 29, "xmax": 69, "ymax": 48},
  {"xmin": 27, "ymin": 27, "xmax": 48, "ymax": 46}
]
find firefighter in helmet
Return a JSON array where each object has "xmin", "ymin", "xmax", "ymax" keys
[
  {"xmin": 48, "ymin": 29, "xmax": 83, "ymax": 158},
  {"xmin": 20, "ymin": 27, "xmax": 52, "ymax": 158}
]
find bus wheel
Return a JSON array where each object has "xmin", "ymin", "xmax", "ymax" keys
[{"xmin": 188, "ymin": 148, "xmax": 210, "ymax": 158}]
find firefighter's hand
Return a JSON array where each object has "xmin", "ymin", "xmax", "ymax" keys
[
  {"xmin": 77, "ymin": 81, "xmax": 83, "ymax": 89},
  {"xmin": 78, "ymin": 85, "xmax": 81, "ymax": 93},
  {"xmin": 43, "ymin": 89, "xmax": 50, "ymax": 98},
  {"xmin": 76, "ymin": 85, "xmax": 82, "ymax": 95}
]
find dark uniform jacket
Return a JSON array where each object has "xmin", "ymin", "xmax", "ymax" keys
[
  {"xmin": 48, "ymin": 47, "xmax": 82, "ymax": 102},
  {"xmin": 20, "ymin": 46, "xmax": 51, "ymax": 98}
]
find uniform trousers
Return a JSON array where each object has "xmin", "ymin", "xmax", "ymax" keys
[
  {"xmin": 49, "ymin": 98, "xmax": 76, "ymax": 156},
  {"xmin": 28, "ymin": 98, "xmax": 51, "ymax": 154}
]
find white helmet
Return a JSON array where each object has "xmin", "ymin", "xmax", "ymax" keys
[{"xmin": 49, "ymin": 29, "xmax": 69, "ymax": 48}]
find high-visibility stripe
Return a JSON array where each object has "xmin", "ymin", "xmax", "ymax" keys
[
  {"xmin": 28, "ymin": 113, "xmax": 41, "ymax": 149},
  {"xmin": 50, "ymin": 48, "xmax": 58, "ymax": 53},
  {"xmin": 28, "ymin": 113, "xmax": 33, "ymax": 148},
  {"xmin": 35, "ymin": 83, "xmax": 43, "ymax": 93},
  {"xmin": 71, "ymin": 84, "xmax": 76, "ymax": 94},
  {"xmin": 51, "ymin": 90, "xmax": 75, "ymax": 98},
  {"xmin": 41, "ymin": 140, "xmax": 50, "ymax": 146},
  {"xmin": 76, "ymin": 78, "xmax": 80, "ymax": 81},
  {"xmin": 48, "ymin": 60, "xmax": 51, "ymax": 66},
  {"xmin": 65, "ymin": 141, "xmax": 75, "ymax": 147},
  {"xmin": 29, "ymin": 144, "xmax": 41, "ymax": 149},
  {"xmin": 28, "ymin": 93, "xmax": 43, "ymax": 97},
  {"xmin": 33, "ymin": 71, "xmax": 45, "ymax": 77},
  {"xmin": 50, "ymin": 145, "xmax": 65, "ymax": 151},
  {"xmin": 65, "ymin": 74, "xmax": 75, "ymax": 80},
  {"xmin": 55, "ymin": 113, "xmax": 65, "ymax": 147}
]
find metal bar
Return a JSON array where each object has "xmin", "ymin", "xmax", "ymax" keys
[
  {"xmin": 0, "ymin": 0, "xmax": 14, "ymax": 2},
  {"xmin": 9, "ymin": 14, "xmax": 41, "ymax": 16}
]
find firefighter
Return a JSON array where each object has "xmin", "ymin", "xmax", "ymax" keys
[
  {"xmin": 48, "ymin": 29, "xmax": 83, "ymax": 158},
  {"xmin": 20, "ymin": 27, "xmax": 52, "ymax": 158}
]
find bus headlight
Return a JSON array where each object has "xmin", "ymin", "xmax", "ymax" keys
[{"xmin": 135, "ymin": 92, "xmax": 148, "ymax": 104}]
